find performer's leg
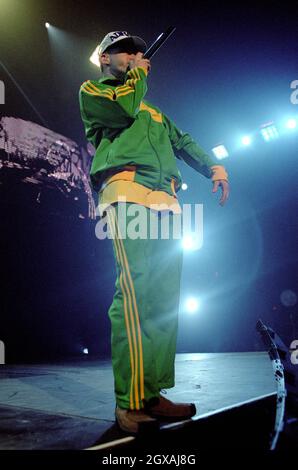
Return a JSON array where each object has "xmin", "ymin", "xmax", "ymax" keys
[
  {"xmin": 106, "ymin": 202, "xmax": 160, "ymax": 410},
  {"xmin": 146, "ymin": 209, "xmax": 183, "ymax": 390}
]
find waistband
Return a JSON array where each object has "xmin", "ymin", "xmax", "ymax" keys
[{"xmin": 101, "ymin": 165, "xmax": 178, "ymax": 196}]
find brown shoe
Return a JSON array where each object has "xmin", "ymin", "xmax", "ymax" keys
[
  {"xmin": 115, "ymin": 406, "xmax": 159, "ymax": 434},
  {"xmin": 144, "ymin": 395, "xmax": 197, "ymax": 420}
]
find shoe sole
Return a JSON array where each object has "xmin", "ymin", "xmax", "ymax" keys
[
  {"xmin": 115, "ymin": 415, "xmax": 160, "ymax": 435},
  {"xmin": 148, "ymin": 403, "xmax": 197, "ymax": 420}
]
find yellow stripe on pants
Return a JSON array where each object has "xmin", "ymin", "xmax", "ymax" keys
[
  {"xmin": 106, "ymin": 205, "xmax": 145, "ymax": 409},
  {"xmin": 106, "ymin": 209, "xmax": 135, "ymax": 409}
]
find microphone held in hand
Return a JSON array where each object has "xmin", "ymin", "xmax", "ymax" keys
[{"xmin": 143, "ymin": 26, "xmax": 176, "ymax": 60}]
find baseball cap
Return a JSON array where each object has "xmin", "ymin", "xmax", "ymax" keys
[{"xmin": 89, "ymin": 31, "xmax": 147, "ymax": 68}]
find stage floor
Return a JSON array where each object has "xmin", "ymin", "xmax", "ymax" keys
[{"xmin": 0, "ymin": 352, "xmax": 276, "ymax": 450}]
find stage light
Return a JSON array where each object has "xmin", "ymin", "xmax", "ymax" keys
[
  {"xmin": 286, "ymin": 118, "xmax": 297, "ymax": 130},
  {"xmin": 280, "ymin": 289, "xmax": 297, "ymax": 307},
  {"xmin": 181, "ymin": 183, "xmax": 188, "ymax": 190},
  {"xmin": 185, "ymin": 297, "xmax": 200, "ymax": 313},
  {"xmin": 241, "ymin": 135, "xmax": 251, "ymax": 146},
  {"xmin": 260, "ymin": 122, "xmax": 279, "ymax": 141},
  {"xmin": 90, "ymin": 45, "xmax": 101, "ymax": 68},
  {"xmin": 211, "ymin": 144, "xmax": 229, "ymax": 160},
  {"xmin": 83, "ymin": 348, "xmax": 89, "ymax": 354},
  {"xmin": 182, "ymin": 233, "xmax": 202, "ymax": 251},
  {"xmin": 45, "ymin": 22, "xmax": 50, "ymax": 29}
]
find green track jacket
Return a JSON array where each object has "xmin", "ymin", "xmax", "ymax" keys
[{"xmin": 79, "ymin": 66, "xmax": 223, "ymax": 195}]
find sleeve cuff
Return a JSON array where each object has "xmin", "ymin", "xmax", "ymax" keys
[
  {"xmin": 126, "ymin": 66, "xmax": 148, "ymax": 79},
  {"xmin": 210, "ymin": 165, "xmax": 229, "ymax": 182}
]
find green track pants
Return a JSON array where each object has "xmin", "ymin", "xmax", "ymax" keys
[{"xmin": 105, "ymin": 202, "xmax": 183, "ymax": 410}]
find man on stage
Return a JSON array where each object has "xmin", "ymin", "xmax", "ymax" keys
[{"xmin": 79, "ymin": 31, "xmax": 229, "ymax": 433}]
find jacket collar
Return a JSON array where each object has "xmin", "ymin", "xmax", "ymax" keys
[{"xmin": 97, "ymin": 74, "xmax": 126, "ymax": 86}]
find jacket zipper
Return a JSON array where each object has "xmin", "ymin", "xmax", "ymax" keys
[{"xmin": 146, "ymin": 118, "xmax": 162, "ymax": 189}]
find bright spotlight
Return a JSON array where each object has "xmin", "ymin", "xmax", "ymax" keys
[
  {"xmin": 83, "ymin": 348, "xmax": 89, "ymax": 354},
  {"xmin": 182, "ymin": 233, "xmax": 202, "ymax": 251},
  {"xmin": 90, "ymin": 45, "xmax": 101, "ymax": 68},
  {"xmin": 45, "ymin": 22, "xmax": 50, "ymax": 28},
  {"xmin": 241, "ymin": 135, "xmax": 251, "ymax": 146},
  {"xmin": 260, "ymin": 122, "xmax": 279, "ymax": 141},
  {"xmin": 286, "ymin": 118, "xmax": 297, "ymax": 129},
  {"xmin": 181, "ymin": 183, "xmax": 188, "ymax": 190},
  {"xmin": 185, "ymin": 297, "xmax": 200, "ymax": 313},
  {"xmin": 212, "ymin": 144, "xmax": 229, "ymax": 160}
]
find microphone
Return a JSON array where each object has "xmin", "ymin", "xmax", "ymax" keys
[{"xmin": 143, "ymin": 27, "xmax": 176, "ymax": 59}]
